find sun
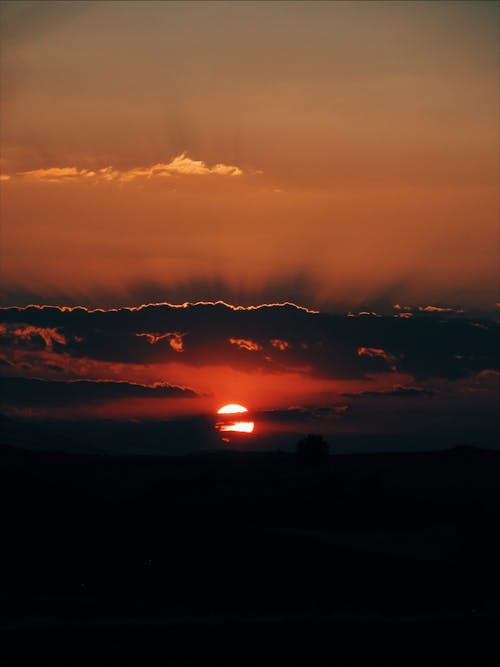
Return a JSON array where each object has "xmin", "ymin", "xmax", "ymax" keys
[
  {"xmin": 216, "ymin": 403, "xmax": 255, "ymax": 434},
  {"xmin": 217, "ymin": 403, "xmax": 248, "ymax": 415}
]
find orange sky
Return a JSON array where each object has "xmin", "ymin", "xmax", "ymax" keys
[{"xmin": 1, "ymin": 0, "xmax": 498, "ymax": 310}]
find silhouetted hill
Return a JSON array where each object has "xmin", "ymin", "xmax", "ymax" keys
[
  {"xmin": 1, "ymin": 439, "xmax": 499, "ymax": 665},
  {"xmin": 2, "ymin": 413, "xmax": 499, "ymax": 457}
]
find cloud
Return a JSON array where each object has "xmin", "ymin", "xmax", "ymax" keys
[
  {"xmin": 0, "ymin": 323, "xmax": 67, "ymax": 349},
  {"xmin": 259, "ymin": 405, "xmax": 349, "ymax": 423},
  {"xmin": 418, "ymin": 306, "xmax": 465, "ymax": 314},
  {"xmin": 347, "ymin": 311, "xmax": 382, "ymax": 318},
  {"xmin": 393, "ymin": 304, "xmax": 465, "ymax": 315},
  {"xmin": 0, "ymin": 377, "xmax": 199, "ymax": 408},
  {"xmin": 343, "ymin": 387, "xmax": 436, "ymax": 399},
  {"xmin": 0, "ymin": 302, "xmax": 498, "ymax": 385},
  {"xmin": 136, "ymin": 331, "xmax": 185, "ymax": 352},
  {"xmin": 357, "ymin": 347, "xmax": 396, "ymax": 363},
  {"xmin": 270, "ymin": 338, "xmax": 291, "ymax": 351},
  {"xmin": 229, "ymin": 337, "xmax": 262, "ymax": 352},
  {"xmin": 7, "ymin": 153, "xmax": 246, "ymax": 184},
  {"xmin": 20, "ymin": 166, "xmax": 96, "ymax": 182},
  {"xmin": 159, "ymin": 153, "xmax": 242, "ymax": 177}
]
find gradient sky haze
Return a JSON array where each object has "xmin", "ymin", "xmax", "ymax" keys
[{"xmin": 1, "ymin": 0, "xmax": 498, "ymax": 309}]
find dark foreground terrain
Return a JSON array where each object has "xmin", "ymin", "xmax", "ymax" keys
[{"xmin": 1, "ymin": 438, "xmax": 499, "ymax": 665}]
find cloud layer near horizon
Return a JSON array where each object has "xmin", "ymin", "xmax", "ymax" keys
[{"xmin": 1, "ymin": 302, "xmax": 498, "ymax": 418}]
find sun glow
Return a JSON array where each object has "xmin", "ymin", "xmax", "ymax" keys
[{"xmin": 219, "ymin": 420, "xmax": 255, "ymax": 433}]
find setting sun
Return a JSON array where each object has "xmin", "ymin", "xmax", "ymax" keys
[
  {"xmin": 216, "ymin": 404, "xmax": 254, "ymax": 434},
  {"xmin": 217, "ymin": 404, "xmax": 249, "ymax": 415}
]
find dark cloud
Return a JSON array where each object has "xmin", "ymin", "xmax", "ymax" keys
[
  {"xmin": 0, "ymin": 377, "xmax": 198, "ymax": 408},
  {"xmin": 259, "ymin": 405, "xmax": 349, "ymax": 423},
  {"xmin": 343, "ymin": 387, "xmax": 437, "ymax": 399},
  {"xmin": 2, "ymin": 280, "xmax": 499, "ymax": 322},
  {"xmin": 0, "ymin": 302, "xmax": 498, "ymax": 382}
]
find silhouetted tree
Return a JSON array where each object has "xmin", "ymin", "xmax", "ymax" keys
[{"xmin": 296, "ymin": 434, "xmax": 329, "ymax": 466}]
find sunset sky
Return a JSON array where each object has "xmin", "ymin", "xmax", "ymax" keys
[{"xmin": 0, "ymin": 1, "xmax": 498, "ymax": 446}]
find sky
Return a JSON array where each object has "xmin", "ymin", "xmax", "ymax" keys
[{"xmin": 0, "ymin": 1, "xmax": 498, "ymax": 444}]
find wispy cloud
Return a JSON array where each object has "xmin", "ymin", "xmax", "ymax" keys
[
  {"xmin": 393, "ymin": 304, "xmax": 465, "ymax": 315},
  {"xmin": 0, "ymin": 323, "xmax": 67, "ymax": 349},
  {"xmin": 357, "ymin": 347, "xmax": 396, "ymax": 363},
  {"xmin": 270, "ymin": 338, "xmax": 291, "ymax": 351},
  {"xmin": 20, "ymin": 166, "xmax": 96, "ymax": 182},
  {"xmin": 229, "ymin": 337, "xmax": 262, "ymax": 352},
  {"xmin": 7, "ymin": 153, "xmax": 246, "ymax": 184},
  {"xmin": 136, "ymin": 331, "xmax": 185, "ymax": 352}
]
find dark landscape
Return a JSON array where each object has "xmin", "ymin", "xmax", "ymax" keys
[{"xmin": 1, "ymin": 423, "xmax": 499, "ymax": 665}]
